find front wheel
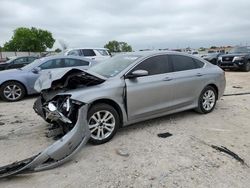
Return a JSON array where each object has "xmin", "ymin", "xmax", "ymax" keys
[
  {"xmin": 0, "ymin": 81, "xmax": 26, "ymax": 102},
  {"xmin": 87, "ymin": 103, "xmax": 120, "ymax": 145},
  {"xmin": 195, "ymin": 86, "xmax": 217, "ymax": 114}
]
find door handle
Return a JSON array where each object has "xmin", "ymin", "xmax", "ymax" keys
[
  {"xmin": 163, "ymin": 77, "xmax": 173, "ymax": 81},
  {"xmin": 196, "ymin": 73, "xmax": 203, "ymax": 77}
]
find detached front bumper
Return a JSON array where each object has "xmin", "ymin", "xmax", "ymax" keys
[{"xmin": 0, "ymin": 105, "xmax": 90, "ymax": 178}]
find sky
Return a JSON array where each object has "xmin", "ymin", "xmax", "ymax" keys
[{"xmin": 1, "ymin": 0, "xmax": 250, "ymax": 50}]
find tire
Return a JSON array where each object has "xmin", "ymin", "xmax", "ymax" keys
[
  {"xmin": 195, "ymin": 86, "xmax": 218, "ymax": 114},
  {"xmin": 242, "ymin": 61, "xmax": 250, "ymax": 72},
  {"xmin": 87, "ymin": 103, "xmax": 120, "ymax": 145},
  {"xmin": 0, "ymin": 81, "xmax": 26, "ymax": 102}
]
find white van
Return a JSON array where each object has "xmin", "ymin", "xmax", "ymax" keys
[{"xmin": 64, "ymin": 48, "xmax": 111, "ymax": 62}]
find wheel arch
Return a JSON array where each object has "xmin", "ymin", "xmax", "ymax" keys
[
  {"xmin": 89, "ymin": 98, "xmax": 124, "ymax": 126},
  {"xmin": 206, "ymin": 83, "xmax": 218, "ymax": 100}
]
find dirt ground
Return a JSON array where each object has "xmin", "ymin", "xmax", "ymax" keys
[{"xmin": 0, "ymin": 71, "xmax": 250, "ymax": 188}]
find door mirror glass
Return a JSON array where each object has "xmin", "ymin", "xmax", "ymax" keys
[
  {"xmin": 32, "ymin": 67, "xmax": 41, "ymax": 74},
  {"xmin": 126, "ymin": 70, "xmax": 148, "ymax": 78}
]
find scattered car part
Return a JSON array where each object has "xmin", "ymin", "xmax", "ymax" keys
[
  {"xmin": 191, "ymin": 136, "xmax": 248, "ymax": 167},
  {"xmin": 223, "ymin": 92, "xmax": 250, "ymax": 96},
  {"xmin": 0, "ymin": 105, "xmax": 91, "ymax": 178},
  {"xmin": 157, "ymin": 132, "xmax": 173, "ymax": 138},
  {"xmin": 211, "ymin": 145, "xmax": 248, "ymax": 167},
  {"xmin": 232, "ymin": 86, "xmax": 243, "ymax": 89}
]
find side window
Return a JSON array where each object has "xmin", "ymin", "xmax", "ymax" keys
[
  {"xmin": 170, "ymin": 55, "xmax": 199, "ymax": 72},
  {"xmin": 132, "ymin": 55, "xmax": 171, "ymax": 76},
  {"xmin": 13, "ymin": 57, "xmax": 27, "ymax": 64},
  {"xmin": 68, "ymin": 50, "xmax": 80, "ymax": 56},
  {"xmin": 82, "ymin": 49, "xmax": 96, "ymax": 57},
  {"xmin": 192, "ymin": 58, "xmax": 205, "ymax": 68},
  {"xmin": 39, "ymin": 59, "xmax": 65, "ymax": 70},
  {"xmin": 64, "ymin": 59, "xmax": 89, "ymax": 67}
]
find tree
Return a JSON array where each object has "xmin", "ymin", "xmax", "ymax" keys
[
  {"xmin": 104, "ymin": 40, "xmax": 132, "ymax": 52},
  {"xmin": 210, "ymin": 46, "xmax": 217, "ymax": 49},
  {"xmin": 55, "ymin": 48, "xmax": 62, "ymax": 53},
  {"xmin": 3, "ymin": 27, "xmax": 55, "ymax": 52}
]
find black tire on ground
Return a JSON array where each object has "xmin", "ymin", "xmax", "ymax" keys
[
  {"xmin": 87, "ymin": 103, "xmax": 120, "ymax": 145},
  {"xmin": 195, "ymin": 86, "xmax": 218, "ymax": 114},
  {"xmin": 242, "ymin": 61, "xmax": 250, "ymax": 72},
  {"xmin": 0, "ymin": 81, "xmax": 26, "ymax": 102}
]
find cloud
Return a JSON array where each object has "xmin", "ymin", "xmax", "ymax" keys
[{"xmin": 0, "ymin": 0, "xmax": 250, "ymax": 50}]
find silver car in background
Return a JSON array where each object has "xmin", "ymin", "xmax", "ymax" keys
[
  {"xmin": 35, "ymin": 51, "xmax": 226, "ymax": 145},
  {"xmin": 0, "ymin": 55, "xmax": 97, "ymax": 102}
]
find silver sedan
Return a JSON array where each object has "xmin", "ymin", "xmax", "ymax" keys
[
  {"xmin": 35, "ymin": 51, "xmax": 226, "ymax": 145},
  {"xmin": 0, "ymin": 55, "xmax": 96, "ymax": 102}
]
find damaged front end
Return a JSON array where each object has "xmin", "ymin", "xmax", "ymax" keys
[
  {"xmin": 0, "ymin": 104, "xmax": 90, "ymax": 178},
  {"xmin": 0, "ymin": 69, "xmax": 105, "ymax": 178}
]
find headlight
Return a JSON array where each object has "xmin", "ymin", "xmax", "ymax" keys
[
  {"xmin": 48, "ymin": 102, "xmax": 57, "ymax": 112},
  {"xmin": 62, "ymin": 97, "xmax": 71, "ymax": 112},
  {"xmin": 233, "ymin": 56, "xmax": 244, "ymax": 62},
  {"xmin": 218, "ymin": 56, "xmax": 222, "ymax": 61}
]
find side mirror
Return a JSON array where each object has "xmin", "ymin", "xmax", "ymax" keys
[
  {"xmin": 126, "ymin": 70, "xmax": 148, "ymax": 79},
  {"xmin": 32, "ymin": 67, "xmax": 41, "ymax": 74}
]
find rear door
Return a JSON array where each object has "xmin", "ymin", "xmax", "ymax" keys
[
  {"xmin": 168, "ymin": 55, "xmax": 206, "ymax": 108},
  {"xmin": 125, "ymin": 55, "xmax": 174, "ymax": 121}
]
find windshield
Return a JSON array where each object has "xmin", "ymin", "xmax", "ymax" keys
[
  {"xmin": 21, "ymin": 59, "xmax": 42, "ymax": 70},
  {"xmin": 229, "ymin": 47, "xmax": 250, "ymax": 54},
  {"xmin": 89, "ymin": 55, "xmax": 141, "ymax": 77}
]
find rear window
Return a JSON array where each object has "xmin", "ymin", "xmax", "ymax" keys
[
  {"xmin": 170, "ymin": 55, "xmax": 203, "ymax": 72},
  {"xmin": 82, "ymin": 49, "xmax": 96, "ymax": 57}
]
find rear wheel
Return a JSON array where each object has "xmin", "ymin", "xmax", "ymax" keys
[
  {"xmin": 87, "ymin": 103, "xmax": 120, "ymax": 145},
  {"xmin": 0, "ymin": 81, "xmax": 26, "ymax": 102},
  {"xmin": 195, "ymin": 86, "xmax": 217, "ymax": 114}
]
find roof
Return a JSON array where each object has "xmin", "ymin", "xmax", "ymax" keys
[{"xmin": 65, "ymin": 48, "xmax": 109, "ymax": 51}]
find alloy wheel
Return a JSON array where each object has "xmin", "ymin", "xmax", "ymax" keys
[
  {"xmin": 3, "ymin": 84, "xmax": 22, "ymax": 101},
  {"xmin": 88, "ymin": 110, "xmax": 115, "ymax": 140},
  {"xmin": 202, "ymin": 90, "xmax": 216, "ymax": 111}
]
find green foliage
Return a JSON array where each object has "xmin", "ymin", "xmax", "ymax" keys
[
  {"xmin": 3, "ymin": 27, "xmax": 55, "ymax": 52},
  {"xmin": 104, "ymin": 40, "xmax": 132, "ymax": 52},
  {"xmin": 55, "ymin": 48, "xmax": 62, "ymax": 53},
  {"xmin": 210, "ymin": 46, "xmax": 217, "ymax": 49}
]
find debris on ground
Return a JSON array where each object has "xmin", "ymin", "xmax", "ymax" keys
[
  {"xmin": 157, "ymin": 132, "xmax": 173, "ymax": 138},
  {"xmin": 232, "ymin": 86, "xmax": 243, "ymax": 89},
  {"xmin": 223, "ymin": 92, "xmax": 250, "ymax": 96},
  {"xmin": 10, "ymin": 120, "xmax": 23, "ymax": 124},
  {"xmin": 116, "ymin": 148, "xmax": 130, "ymax": 157},
  {"xmin": 0, "ymin": 122, "xmax": 5, "ymax": 126},
  {"xmin": 211, "ymin": 145, "xmax": 248, "ymax": 167},
  {"xmin": 191, "ymin": 136, "xmax": 248, "ymax": 167}
]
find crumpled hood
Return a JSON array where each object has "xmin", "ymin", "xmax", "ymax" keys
[{"xmin": 34, "ymin": 68, "xmax": 106, "ymax": 92}]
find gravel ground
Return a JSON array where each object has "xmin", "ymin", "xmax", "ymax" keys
[{"xmin": 0, "ymin": 71, "xmax": 250, "ymax": 188}]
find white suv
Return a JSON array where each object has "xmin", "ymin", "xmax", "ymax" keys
[{"xmin": 64, "ymin": 48, "xmax": 111, "ymax": 62}]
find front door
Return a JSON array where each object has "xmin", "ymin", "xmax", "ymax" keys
[{"xmin": 125, "ymin": 55, "xmax": 174, "ymax": 121}]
